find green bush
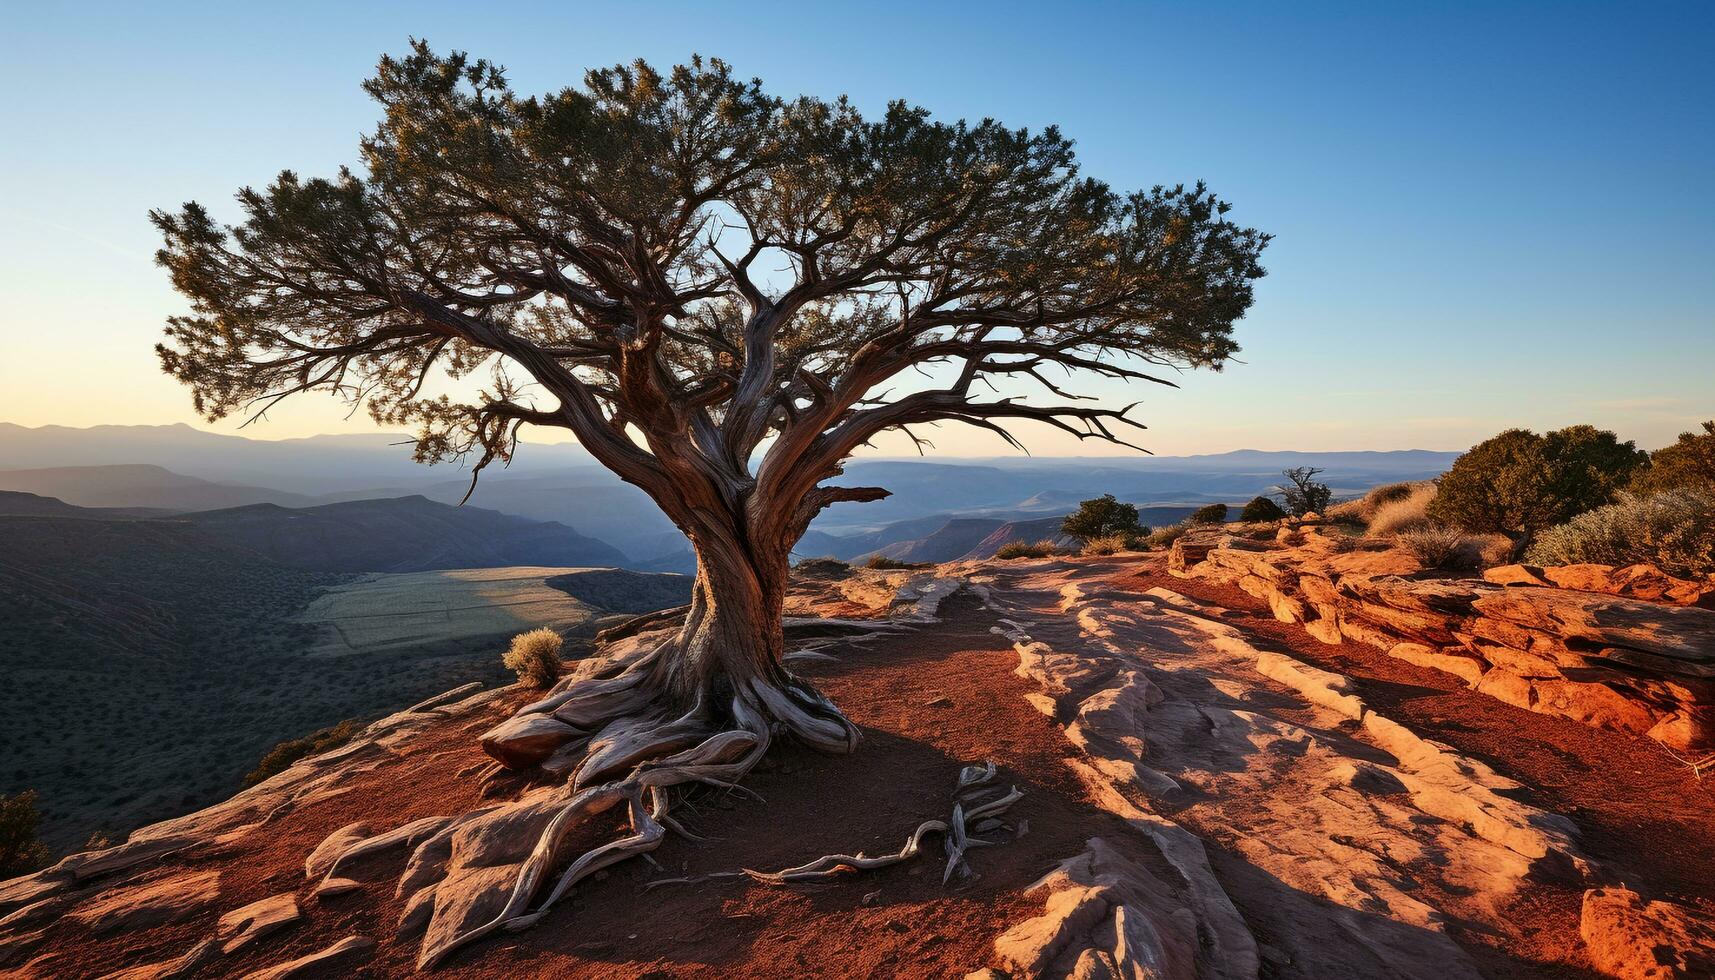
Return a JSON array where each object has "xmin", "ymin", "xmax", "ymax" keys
[
  {"xmin": 1239, "ymin": 496, "xmax": 1286, "ymax": 522},
  {"xmin": 503, "ymin": 627, "xmax": 565, "ymax": 689},
  {"xmin": 1428, "ymin": 425, "xmax": 1647, "ymax": 538},
  {"xmin": 243, "ymin": 719, "xmax": 363, "ymax": 787},
  {"xmin": 0, "ymin": 790, "xmax": 51, "ymax": 877},
  {"xmin": 1525, "ymin": 488, "xmax": 1715, "ymax": 578},
  {"xmin": 1189, "ymin": 503, "xmax": 1229, "ymax": 525},
  {"xmin": 1631, "ymin": 420, "xmax": 1715, "ymax": 494},
  {"xmin": 1062, "ymin": 494, "xmax": 1144, "ymax": 541},
  {"xmin": 996, "ymin": 539, "xmax": 1064, "ymax": 560}
]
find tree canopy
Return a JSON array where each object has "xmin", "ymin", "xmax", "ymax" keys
[
  {"xmin": 1062, "ymin": 494, "xmax": 1145, "ymax": 541},
  {"xmin": 154, "ymin": 43, "xmax": 1270, "ymax": 556},
  {"xmin": 1427, "ymin": 425, "xmax": 1647, "ymax": 537}
]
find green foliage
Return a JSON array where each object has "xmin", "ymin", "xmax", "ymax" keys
[
  {"xmin": 1526, "ymin": 488, "xmax": 1715, "ymax": 578},
  {"xmin": 502, "ymin": 628, "xmax": 565, "ymax": 689},
  {"xmin": 1239, "ymin": 496, "xmax": 1286, "ymax": 522},
  {"xmin": 1189, "ymin": 502, "xmax": 1229, "ymax": 525},
  {"xmin": 996, "ymin": 539, "xmax": 1065, "ymax": 560},
  {"xmin": 1062, "ymin": 495, "xmax": 1144, "ymax": 541},
  {"xmin": 1397, "ymin": 526, "xmax": 1480, "ymax": 571},
  {"xmin": 1631, "ymin": 421, "xmax": 1715, "ymax": 494},
  {"xmin": 243, "ymin": 719, "xmax": 364, "ymax": 788},
  {"xmin": 1274, "ymin": 467, "xmax": 1332, "ymax": 517},
  {"xmin": 1428, "ymin": 426, "xmax": 1648, "ymax": 537},
  {"xmin": 0, "ymin": 790, "xmax": 51, "ymax": 877}
]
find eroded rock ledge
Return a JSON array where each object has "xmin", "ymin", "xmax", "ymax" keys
[{"xmin": 1169, "ymin": 525, "xmax": 1715, "ymax": 751}]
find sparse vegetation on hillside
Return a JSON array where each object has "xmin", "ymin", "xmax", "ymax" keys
[
  {"xmin": 1146, "ymin": 524, "xmax": 1189, "ymax": 549},
  {"xmin": 243, "ymin": 718, "xmax": 364, "ymax": 788},
  {"xmin": 1274, "ymin": 467, "xmax": 1333, "ymax": 517},
  {"xmin": 1190, "ymin": 503, "xmax": 1229, "ymax": 525},
  {"xmin": 996, "ymin": 539, "xmax": 1066, "ymax": 560},
  {"xmin": 864, "ymin": 555, "xmax": 927, "ymax": 570},
  {"xmin": 1062, "ymin": 495, "xmax": 1145, "ymax": 542},
  {"xmin": 0, "ymin": 790, "xmax": 50, "ymax": 878},
  {"xmin": 1526, "ymin": 488, "xmax": 1715, "ymax": 578},
  {"xmin": 1081, "ymin": 533, "xmax": 1141, "ymax": 556},
  {"xmin": 1428, "ymin": 425, "xmax": 1647, "ymax": 541},
  {"xmin": 1239, "ymin": 496, "xmax": 1286, "ymax": 522},
  {"xmin": 1630, "ymin": 421, "xmax": 1715, "ymax": 494},
  {"xmin": 503, "ymin": 628, "xmax": 565, "ymax": 689}
]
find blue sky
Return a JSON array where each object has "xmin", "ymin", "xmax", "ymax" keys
[{"xmin": 1, "ymin": 1, "xmax": 1709, "ymax": 456}]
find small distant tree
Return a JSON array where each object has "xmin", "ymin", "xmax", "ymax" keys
[
  {"xmin": 1428, "ymin": 425, "xmax": 1646, "ymax": 541},
  {"xmin": 1631, "ymin": 421, "xmax": 1715, "ymax": 494},
  {"xmin": 1062, "ymin": 495, "xmax": 1145, "ymax": 541},
  {"xmin": 1189, "ymin": 502, "xmax": 1229, "ymax": 524},
  {"xmin": 1274, "ymin": 467, "xmax": 1332, "ymax": 516},
  {"xmin": 1239, "ymin": 495, "xmax": 1286, "ymax": 522},
  {"xmin": 0, "ymin": 790, "xmax": 51, "ymax": 878}
]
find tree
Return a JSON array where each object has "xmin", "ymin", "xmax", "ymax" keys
[
  {"xmin": 1062, "ymin": 494, "xmax": 1146, "ymax": 541},
  {"xmin": 154, "ymin": 45, "xmax": 1267, "ymax": 964},
  {"xmin": 1631, "ymin": 421, "xmax": 1715, "ymax": 494},
  {"xmin": 1274, "ymin": 467, "xmax": 1332, "ymax": 516},
  {"xmin": 1239, "ymin": 495, "xmax": 1286, "ymax": 522},
  {"xmin": 1428, "ymin": 425, "xmax": 1646, "ymax": 540}
]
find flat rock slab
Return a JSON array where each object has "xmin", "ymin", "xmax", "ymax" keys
[
  {"xmin": 67, "ymin": 870, "xmax": 221, "ymax": 934},
  {"xmin": 99, "ymin": 937, "xmax": 220, "ymax": 980},
  {"xmin": 313, "ymin": 877, "xmax": 362, "ymax": 899},
  {"xmin": 217, "ymin": 892, "xmax": 300, "ymax": 954},
  {"xmin": 241, "ymin": 935, "xmax": 374, "ymax": 980}
]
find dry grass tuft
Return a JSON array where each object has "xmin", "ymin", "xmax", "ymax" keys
[
  {"xmin": 1367, "ymin": 483, "xmax": 1439, "ymax": 537},
  {"xmin": 1081, "ymin": 533, "xmax": 1140, "ymax": 556},
  {"xmin": 1398, "ymin": 525, "xmax": 1481, "ymax": 570},
  {"xmin": 996, "ymin": 539, "xmax": 1065, "ymax": 560},
  {"xmin": 503, "ymin": 627, "xmax": 565, "ymax": 689}
]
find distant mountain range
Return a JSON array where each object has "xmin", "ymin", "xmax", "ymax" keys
[{"xmin": 0, "ymin": 423, "xmax": 1463, "ymax": 567}]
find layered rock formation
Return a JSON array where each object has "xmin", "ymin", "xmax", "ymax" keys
[{"xmin": 1169, "ymin": 524, "xmax": 1715, "ymax": 751}]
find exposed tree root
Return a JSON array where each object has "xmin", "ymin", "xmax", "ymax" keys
[
  {"xmin": 321, "ymin": 627, "xmax": 867, "ymax": 970},
  {"xmin": 644, "ymin": 757, "xmax": 1024, "ymax": 890}
]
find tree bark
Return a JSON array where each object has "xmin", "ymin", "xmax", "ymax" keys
[{"xmin": 654, "ymin": 530, "xmax": 790, "ymax": 708}]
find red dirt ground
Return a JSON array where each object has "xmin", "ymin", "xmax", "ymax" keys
[{"xmin": 1121, "ymin": 556, "xmax": 1715, "ymax": 980}]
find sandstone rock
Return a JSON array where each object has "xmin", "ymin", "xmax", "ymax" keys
[
  {"xmin": 67, "ymin": 870, "xmax": 221, "ymax": 933},
  {"xmin": 1580, "ymin": 887, "xmax": 1715, "ymax": 979},
  {"xmin": 100, "ymin": 938, "xmax": 220, "ymax": 980},
  {"xmin": 304, "ymin": 821, "xmax": 370, "ymax": 879},
  {"xmin": 1387, "ymin": 642, "xmax": 1485, "ymax": 684},
  {"xmin": 1472, "ymin": 588, "xmax": 1715, "ymax": 666},
  {"xmin": 241, "ymin": 935, "xmax": 374, "ymax": 980},
  {"xmin": 480, "ymin": 712, "xmax": 582, "ymax": 768},
  {"xmin": 1488, "ymin": 563, "xmax": 1715, "ymax": 608},
  {"xmin": 217, "ymin": 892, "xmax": 300, "ymax": 954},
  {"xmin": 1255, "ymin": 652, "xmax": 1365, "ymax": 720}
]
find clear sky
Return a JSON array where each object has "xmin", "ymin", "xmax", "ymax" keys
[{"xmin": 2, "ymin": 1, "xmax": 1710, "ymax": 456}]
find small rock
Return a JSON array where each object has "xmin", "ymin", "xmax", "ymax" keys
[
  {"xmin": 886, "ymin": 920, "xmax": 909, "ymax": 933},
  {"xmin": 304, "ymin": 822, "xmax": 371, "ymax": 879},
  {"xmin": 241, "ymin": 935, "xmax": 374, "ymax": 980},
  {"xmin": 862, "ymin": 889, "xmax": 881, "ymax": 906},
  {"xmin": 1580, "ymin": 886, "xmax": 1715, "ymax": 979},
  {"xmin": 101, "ymin": 937, "xmax": 220, "ymax": 980},
  {"xmin": 925, "ymin": 695, "xmax": 954, "ymax": 708},
  {"xmin": 314, "ymin": 877, "xmax": 362, "ymax": 899},
  {"xmin": 217, "ymin": 892, "xmax": 301, "ymax": 954}
]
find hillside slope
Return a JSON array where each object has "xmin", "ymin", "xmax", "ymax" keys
[
  {"xmin": 181, "ymin": 495, "xmax": 625, "ymax": 572},
  {"xmin": 0, "ymin": 464, "xmax": 315, "ymax": 511}
]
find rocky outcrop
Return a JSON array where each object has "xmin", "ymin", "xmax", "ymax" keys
[
  {"xmin": 1175, "ymin": 528, "xmax": 1715, "ymax": 750},
  {"xmin": 216, "ymin": 893, "xmax": 300, "ymax": 954},
  {"xmin": 1579, "ymin": 887, "xmax": 1715, "ymax": 979},
  {"xmin": 239, "ymin": 935, "xmax": 374, "ymax": 980}
]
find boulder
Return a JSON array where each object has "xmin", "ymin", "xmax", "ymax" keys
[
  {"xmin": 304, "ymin": 821, "xmax": 370, "ymax": 879},
  {"xmin": 480, "ymin": 713, "xmax": 581, "ymax": 769},
  {"xmin": 1488, "ymin": 563, "xmax": 1715, "ymax": 608},
  {"xmin": 1579, "ymin": 887, "xmax": 1715, "ymax": 979}
]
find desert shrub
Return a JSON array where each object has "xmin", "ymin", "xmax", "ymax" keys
[
  {"xmin": 1398, "ymin": 525, "xmax": 1480, "ymax": 571},
  {"xmin": 0, "ymin": 790, "xmax": 51, "ymax": 877},
  {"xmin": 1274, "ymin": 467, "xmax": 1332, "ymax": 517},
  {"xmin": 1239, "ymin": 496, "xmax": 1286, "ymax": 522},
  {"xmin": 1367, "ymin": 483, "xmax": 1438, "ymax": 537},
  {"xmin": 794, "ymin": 557, "xmax": 850, "ymax": 577},
  {"xmin": 1631, "ymin": 420, "xmax": 1715, "ymax": 494},
  {"xmin": 864, "ymin": 555, "xmax": 922, "ymax": 570},
  {"xmin": 243, "ymin": 718, "xmax": 363, "ymax": 787},
  {"xmin": 1429, "ymin": 425, "xmax": 1647, "ymax": 538},
  {"xmin": 1081, "ymin": 533, "xmax": 1141, "ymax": 556},
  {"xmin": 996, "ymin": 539, "xmax": 1064, "ymax": 560},
  {"xmin": 1062, "ymin": 494, "xmax": 1144, "ymax": 541},
  {"xmin": 1525, "ymin": 488, "xmax": 1715, "ymax": 578},
  {"xmin": 1145, "ymin": 524, "xmax": 1187, "ymax": 549},
  {"xmin": 1189, "ymin": 503, "xmax": 1229, "ymax": 525},
  {"xmin": 503, "ymin": 628, "xmax": 565, "ymax": 689}
]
